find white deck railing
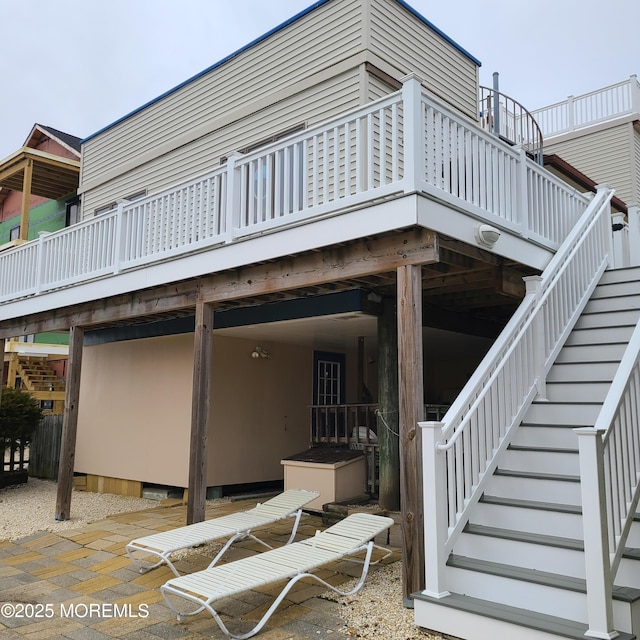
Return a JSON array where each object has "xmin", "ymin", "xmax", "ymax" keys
[
  {"xmin": 531, "ymin": 75, "xmax": 640, "ymax": 138},
  {"xmin": 576, "ymin": 314, "xmax": 640, "ymax": 636},
  {"xmin": 420, "ymin": 185, "xmax": 615, "ymax": 599},
  {"xmin": 0, "ymin": 76, "xmax": 592, "ymax": 306}
]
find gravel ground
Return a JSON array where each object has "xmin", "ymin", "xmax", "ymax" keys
[
  {"xmin": 0, "ymin": 477, "xmax": 159, "ymax": 540},
  {"xmin": 0, "ymin": 478, "xmax": 453, "ymax": 640},
  {"xmin": 329, "ymin": 561, "xmax": 453, "ymax": 639}
]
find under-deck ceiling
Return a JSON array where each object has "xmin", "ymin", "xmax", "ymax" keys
[{"xmin": 0, "ymin": 148, "xmax": 80, "ymax": 201}]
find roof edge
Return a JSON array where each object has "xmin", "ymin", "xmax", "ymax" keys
[
  {"xmin": 543, "ymin": 153, "xmax": 627, "ymax": 214},
  {"xmin": 392, "ymin": 0, "xmax": 481, "ymax": 66}
]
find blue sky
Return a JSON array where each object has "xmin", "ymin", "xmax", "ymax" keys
[{"xmin": 0, "ymin": 0, "xmax": 637, "ymax": 160}]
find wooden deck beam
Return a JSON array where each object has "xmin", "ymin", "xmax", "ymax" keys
[
  {"xmin": 198, "ymin": 228, "xmax": 438, "ymax": 304},
  {"xmin": 0, "ymin": 228, "xmax": 438, "ymax": 338}
]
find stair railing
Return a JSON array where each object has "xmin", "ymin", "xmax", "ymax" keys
[
  {"xmin": 420, "ymin": 185, "xmax": 615, "ymax": 598},
  {"xmin": 576, "ymin": 311, "xmax": 640, "ymax": 637}
]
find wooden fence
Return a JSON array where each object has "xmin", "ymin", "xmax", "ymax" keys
[
  {"xmin": 28, "ymin": 414, "xmax": 63, "ymax": 480},
  {"xmin": 1, "ymin": 437, "xmax": 29, "ymax": 488}
]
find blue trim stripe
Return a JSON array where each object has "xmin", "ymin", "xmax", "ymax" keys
[{"xmin": 81, "ymin": 0, "xmax": 480, "ymax": 145}]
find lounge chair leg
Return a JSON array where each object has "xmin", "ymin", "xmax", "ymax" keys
[
  {"xmin": 205, "ymin": 533, "xmax": 243, "ymax": 570},
  {"xmin": 125, "ymin": 545, "xmax": 180, "ymax": 576},
  {"xmin": 284, "ymin": 509, "xmax": 303, "ymax": 545}
]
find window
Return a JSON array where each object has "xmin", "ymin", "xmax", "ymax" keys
[
  {"xmin": 65, "ymin": 198, "xmax": 81, "ymax": 226},
  {"xmin": 94, "ymin": 203, "xmax": 116, "ymax": 216},
  {"xmin": 312, "ymin": 351, "xmax": 346, "ymax": 440},
  {"xmin": 94, "ymin": 190, "xmax": 147, "ymax": 216},
  {"xmin": 9, "ymin": 225, "xmax": 20, "ymax": 241},
  {"xmin": 313, "ymin": 352, "xmax": 346, "ymax": 405}
]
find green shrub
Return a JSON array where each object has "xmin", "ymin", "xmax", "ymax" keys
[{"xmin": 0, "ymin": 388, "xmax": 44, "ymax": 443}]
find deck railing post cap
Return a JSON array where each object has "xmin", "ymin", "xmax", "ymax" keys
[
  {"xmin": 573, "ymin": 427, "xmax": 605, "ymax": 436},
  {"xmin": 400, "ymin": 72, "xmax": 425, "ymax": 85},
  {"xmin": 523, "ymin": 275, "xmax": 543, "ymax": 295},
  {"xmin": 418, "ymin": 421, "xmax": 445, "ymax": 430}
]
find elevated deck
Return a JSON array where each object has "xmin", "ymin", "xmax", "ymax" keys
[
  {"xmin": 531, "ymin": 75, "xmax": 640, "ymax": 139},
  {"xmin": 0, "ymin": 76, "xmax": 592, "ymax": 325}
]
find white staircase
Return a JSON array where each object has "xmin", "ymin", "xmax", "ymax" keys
[{"xmin": 414, "ymin": 266, "xmax": 640, "ymax": 640}]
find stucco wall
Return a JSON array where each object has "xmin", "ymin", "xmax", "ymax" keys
[
  {"xmin": 75, "ymin": 333, "xmax": 313, "ymax": 488},
  {"xmin": 75, "ymin": 334, "xmax": 194, "ymax": 487}
]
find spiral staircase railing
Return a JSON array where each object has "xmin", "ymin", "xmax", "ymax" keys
[{"xmin": 479, "ymin": 86, "xmax": 544, "ymax": 164}]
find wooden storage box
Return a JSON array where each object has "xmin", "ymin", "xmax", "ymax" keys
[{"xmin": 281, "ymin": 447, "xmax": 366, "ymax": 511}]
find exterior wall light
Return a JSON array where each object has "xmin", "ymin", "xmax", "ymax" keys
[{"xmin": 475, "ymin": 224, "xmax": 501, "ymax": 248}]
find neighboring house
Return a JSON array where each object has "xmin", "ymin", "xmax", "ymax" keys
[
  {"xmin": 0, "ymin": 2, "xmax": 638, "ymax": 639},
  {"xmin": 0, "ymin": 124, "xmax": 79, "ymax": 413},
  {"xmin": 0, "ymin": 123, "xmax": 81, "ymax": 245},
  {"xmin": 2, "ymin": 338, "xmax": 67, "ymax": 415},
  {"xmin": 533, "ymin": 75, "xmax": 640, "ymax": 269},
  {"xmin": 532, "ymin": 75, "xmax": 640, "ymax": 206}
]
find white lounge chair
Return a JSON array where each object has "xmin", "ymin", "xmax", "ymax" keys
[
  {"xmin": 160, "ymin": 512, "xmax": 394, "ymax": 639},
  {"xmin": 126, "ymin": 489, "xmax": 319, "ymax": 577}
]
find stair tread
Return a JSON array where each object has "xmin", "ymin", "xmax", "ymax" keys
[
  {"xmin": 480, "ymin": 494, "xmax": 582, "ymax": 514},
  {"xmin": 466, "ymin": 522, "xmax": 640, "ymax": 561},
  {"xmin": 520, "ymin": 421, "xmax": 582, "ymax": 428},
  {"xmin": 412, "ymin": 591, "xmax": 636, "ymax": 640},
  {"xmin": 464, "ymin": 523, "xmax": 583, "ymax": 551},
  {"xmin": 495, "ymin": 468, "xmax": 580, "ymax": 482},
  {"xmin": 508, "ymin": 444, "xmax": 579, "ymax": 454},
  {"xmin": 447, "ymin": 554, "xmax": 640, "ymax": 602},
  {"xmin": 493, "ymin": 467, "xmax": 580, "ymax": 482},
  {"xmin": 530, "ymin": 400, "xmax": 602, "ymax": 405}
]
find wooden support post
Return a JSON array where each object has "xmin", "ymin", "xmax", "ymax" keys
[
  {"xmin": 55, "ymin": 326, "xmax": 84, "ymax": 521},
  {"xmin": 20, "ymin": 158, "xmax": 33, "ymax": 241},
  {"xmin": 378, "ymin": 296, "xmax": 400, "ymax": 511},
  {"xmin": 397, "ymin": 264, "xmax": 425, "ymax": 604},
  {"xmin": 6, "ymin": 352, "xmax": 18, "ymax": 388},
  {"xmin": 357, "ymin": 336, "xmax": 364, "ymax": 401},
  {"xmin": 187, "ymin": 301, "xmax": 214, "ymax": 525}
]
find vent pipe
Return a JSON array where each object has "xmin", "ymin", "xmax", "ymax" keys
[{"xmin": 492, "ymin": 72, "xmax": 500, "ymax": 136}]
